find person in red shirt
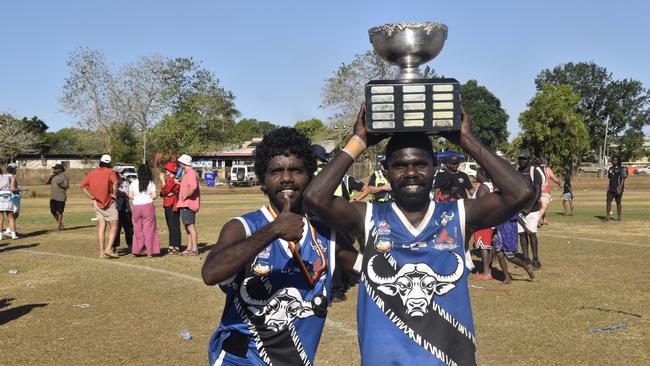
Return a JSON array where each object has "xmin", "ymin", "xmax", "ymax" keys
[
  {"xmin": 81, "ymin": 154, "xmax": 119, "ymax": 259},
  {"xmin": 159, "ymin": 161, "xmax": 182, "ymax": 254}
]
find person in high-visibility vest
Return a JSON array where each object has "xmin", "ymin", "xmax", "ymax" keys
[
  {"xmin": 355, "ymin": 157, "xmax": 393, "ymax": 203},
  {"xmin": 312, "ymin": 144, "xmax": 365, "ymax": 303}
]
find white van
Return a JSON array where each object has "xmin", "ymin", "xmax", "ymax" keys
[
  {"xmin": 458, "ymin": 162, "xmax": 478, "ymax": 177},
  {"xmin": 230, "ymin": 165, "xmax": 258, "ymax": 187}
]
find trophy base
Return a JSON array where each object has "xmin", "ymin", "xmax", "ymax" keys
[{"xmin": 364, "ymin": 78, "xmax": 461, "ymax": 135}]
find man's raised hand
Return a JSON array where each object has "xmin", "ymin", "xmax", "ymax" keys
[
  {"xmin": 353, "ymin": 102, "xmax": 387, "ymax": 148},
  {"xmin": 273, "ymin": 195, "xmax": 304, "ymax": 242}
]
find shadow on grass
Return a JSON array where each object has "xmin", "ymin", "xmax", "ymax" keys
[
  {"xmin": 578, "ymin": 306, "xmax": 642, "ymax": 318},
  {"xmin": 0, "ymin": 243, "xmax": 40, "ymax": 253},
  {"xmin": 0, "ymin": 299, "xmax": 48, "ymax": 325},
  {"xmin": 19, "ymin": 225, "xmax": 95, "ymax": 238},
  {"xmin": 198, "ymin": 242, "xmax": 215, "ymax": 254}
]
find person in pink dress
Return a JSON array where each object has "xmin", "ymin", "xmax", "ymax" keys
[
  {"xmin": 175, "ymin": 154, "xmax": 200, "ymax": 256},
  {"xmin": 128, "ymin": 164, "xmax": 161, "ymax": 257}
]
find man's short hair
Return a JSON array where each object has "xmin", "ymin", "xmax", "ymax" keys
[
  {"xmin": 385, "ymin": 133, "xmax": 435, "ymax": 164},
  {"xmin": 254, "ymin": 127, "xmax": 316, "ymax": 179}
]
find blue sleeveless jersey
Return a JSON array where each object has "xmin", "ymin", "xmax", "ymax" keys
[
  {"xmin": 208, "ymin": 206, "xmax": 335, "ymax": 366},
  {"xmin": 358, "ymin": 200, "xmax": 476, "ymax": 366}
]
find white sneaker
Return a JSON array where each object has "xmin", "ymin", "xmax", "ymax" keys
[
  {"xmin": 0, "ymin": 233, "xmax": 3, "ymax": 240},
  {"xmin": 4, "ymin": 228, "xmax": 10, "ymax": 235},
  {"xmin": 10, "ymin": 231, "xmax": 18, "ymax": 240}
]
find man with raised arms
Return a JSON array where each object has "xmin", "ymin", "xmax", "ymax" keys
[
  {"xmin": 202, "ymin": 127, "xmax": 358, "ymax": 366},
  {"xmin": 304, "ymin": 105, "xmax": 533, "ymax": 366}
]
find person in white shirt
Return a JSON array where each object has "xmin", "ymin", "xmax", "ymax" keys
[{"xmin": 128, "ymin": 164, "xmax": 160, "ymax": 257}]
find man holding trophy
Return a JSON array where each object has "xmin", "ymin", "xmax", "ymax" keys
[{"xmin": 305, "ymin": 22, "xmax": 533, "ymax": 366}]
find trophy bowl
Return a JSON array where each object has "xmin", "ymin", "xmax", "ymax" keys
[{"xmin": 369, "ymin": 22, "xmax": 448, "ymax": 80}]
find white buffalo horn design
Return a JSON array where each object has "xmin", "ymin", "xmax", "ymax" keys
[
  {"xmin": 240, "ymin": 278, "xmax": 315, "ymax": 332},
  {"xmin": 367, "ymin": 252, "xmax": 464, "ymax": 317}
]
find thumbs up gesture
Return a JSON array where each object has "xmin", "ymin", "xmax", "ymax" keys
[{"xmin": 272, "ymin": 194, "xmax": 305, "ymax": 242}]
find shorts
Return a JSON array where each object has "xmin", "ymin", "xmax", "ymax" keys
[
  {"xmin": 180, "ymin": 208, "xmax": 196, "ymax": 225},
  {"xmin": 50, "ymin": 199, "xmax": 66, "ymax": 215},
  {"xmin": 562, "ymin": 193, "xmax": 573, "ymax": 201},
  {"xmin": 495, "ymin": 218, "xmax": 519, "ymax": 256},
  {"xmin": 541, "ymin": 192, "xmax": 551, "ymax": 204},
  {"xmin": 0, "ymin": 192, "xmax": 15, "ymax": 212},
  {"xmin": 94, "ymin": 201, "xmax": 118, "ymax": 222},
  {"xmin": 517, "ymin": 211, "xmax": 540, "ymax": 234},
  {"xmin": 473, "ymin": 228, "xmax": 493, "ymax": 249},
  {"xmin": 606, "ymin": 191, "xmax": 623, "ymax": 204}
]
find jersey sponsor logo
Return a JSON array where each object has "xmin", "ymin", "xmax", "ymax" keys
[
  {"xmin": 435, "ymin": 228, "xmax": 456, "ymax": 245},
  {"xmin": 240, "ymin": 278, "xmax": 315, "ymax": 332},
  {"xmin": 376, "ymin": 238, "xmax": 393, "ymax": 252},
  {"xmin": 366, "ymin": 252, "xmax": 464, "ymax": 317},
  {"xmin": 378, "ymin": 220, "xmax": 391, "ymax": 235},
  {"xmin": 439, "ymin": 211, "xmax": 454, "ymax": 227},
  {"xmin": 433, "ymin": 242, "xmax": 458, "ymax": 251},
  {"xmin": 400, "ymin": 241, "xmax": 428, "ymax": 250}
]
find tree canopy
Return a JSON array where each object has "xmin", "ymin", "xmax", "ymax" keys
[
  {"xmin": 534, "ymin": 62, "xmax": 650, "ymax": 159},
  {"xmin": 519, "ymin": 84, "xmax": 589, "ymax": 176},
  {"xmin": 460, "ymin": 80, "xmax": 509, "ymax": 151}
]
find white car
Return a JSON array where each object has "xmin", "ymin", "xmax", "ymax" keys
[
  {"xmin": 458, "ymin": 162, "xmax": 478, "ymax": 177},
  {"xmin": 635, "ymin": 166, "xmax": 650, "ymax": 175},
  {"xmin": 116, "ymin": 165, "xmax": 137, "ymax": 183},
  {"xmin": 230, "ymin": 165, "xmax": 258, "ymax": 187}
]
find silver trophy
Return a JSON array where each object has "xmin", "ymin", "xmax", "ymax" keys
[{"xmin": 365, "ymin": 22, "xmax": 460, "ymax": 134}]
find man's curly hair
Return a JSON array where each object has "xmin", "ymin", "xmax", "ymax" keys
[{"xmin": 254, "ymin": 127, "xmax": 316, "ymax": 180}]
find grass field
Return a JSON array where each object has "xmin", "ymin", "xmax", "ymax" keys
[{"xmin": 1, "ymin": 176, "xmax": 649, "ymax": 365}]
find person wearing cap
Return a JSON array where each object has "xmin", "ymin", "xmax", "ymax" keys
[
  {"xmin": 81, "ymin": 154, "xmax": 119, "ymax": 259},
  {"xmin": 433, "ymin": 155, "xmax": 475, "ymax": 200},
  {"xmin": 160, "ymin": 161, "xmax": 182, "ymax": 254},
  {"xmin": 516, "ymin": 149, "xmax": 545, "ymax": 269},
  {"xmin": 112, "ymin": 166, "xmax": 134, "ymax": 253},
  {"xmin": 304, "ymin": 104, "xmax": 533, "ymax": 366},
  {"xmin": 46, "ymin": 163, "xmax": 69, "ymax": 230},
  {"xmin": 175, "ymin": 154, "xmax": 200, "ymax": 256}
]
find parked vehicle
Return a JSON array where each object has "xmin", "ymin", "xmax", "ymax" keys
[
  {"xmin": 458, "ymin": 162, "xmax": 478, "ymax": 177},
  {"xmin": 230, "ymin": 165, "xmax": 258, "ymax": 187},
  {"xmin": 635, "ymin": 166, "xmax": 650, "ymax": 175},
  {"xmin": 577, "ymin": 163, "xmax": 603, "ymax": 175},
  {"xmin": 116, "ymin": 165, "xmax": 137, "ymax": 183}
]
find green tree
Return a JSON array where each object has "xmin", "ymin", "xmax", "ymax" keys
[
  {"xmin": 534, "ymin": 62, "xmax": 650, "ymax": 158},
  {"xmin": 0, "ymin": 114, "xmax": 43, "ymax": 162},
  {"xmin": 110, "ymin": 123, "xmax": 139, "ymax": 163},
  {"xmin": 460, "ymin": 80, "xmax": 509, "ymax": 151},
  {"xmin": 20, "ymin": 116, "xmax": 50, "ymax": 153},
  {"xmin": 613, "ymin": 129, "xmax": 646, "ymax": 161},
  {"xmin": 231, "ymin": 118, "xmax": 278, "ymax": 143},
  {"xmin": 46, "ymin": 128, "xmax": 103, "ymax": 155},
  {"xmin": 295, "ymin": 118, "xmax": 325, "ymax": 139},
  {"xmin": 519, "ymin": 84, "xmax": 589, "ymax": 176}
]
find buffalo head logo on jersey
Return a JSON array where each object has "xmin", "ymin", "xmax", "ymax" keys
[
  {"xmin": 439, "ymin": 211, "xmax": 454, "ymax": 226},
  {"xmin": 366, "ymin": 252, "xmax": 464, "ymax": 317},
  {"xmin": 240, "ymin": 278, "xmax": 315, "ymax": 332}
]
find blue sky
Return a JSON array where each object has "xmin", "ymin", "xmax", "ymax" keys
[{"xmin": 1, "ymin": 0, "xmax": 649, "ymax": 139}]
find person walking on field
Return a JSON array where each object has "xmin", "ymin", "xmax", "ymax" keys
[
  {"xmin": 537, "ymin": 158, "xmax": 562, "ymax": 226},
  {"xmin": 129, "ymin": 164, "xmax": 160, "ymax": 257},
  {"xmin": 160, "ymin": 161, "xmax": 182, "ymax": 254},
  {"xmin": 603, "ymin": 156, "xmax": 626, "ymax": 222},
  {"xmin": 81, "ymin": 154, "xmax": 119, "ymax": 259},
  {"xmin": 46, "ymin": 163, "xmax": 69, "ymax": 231},
  {"xmin": 176, "ymin": 154, "xmax": 200, "ymax": 256},
  {"xmin": 0, "ymin": 167, "xmax": 17, "ymax": 240},
  {"xmin": 562, "ymin": 175, "xmax": 574, "ymax": 216},
  {"xmin": 516, "ymin": 150, "xmax": 544, "ymax": 269}
]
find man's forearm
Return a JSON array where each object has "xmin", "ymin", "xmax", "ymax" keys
[
  {"xmin": 202, "ymin": 224, "xmax": 279, "ymax": 285},
  {"xmin": 461, "ymin": 133, "xmax": 529, "ymax": 205}
]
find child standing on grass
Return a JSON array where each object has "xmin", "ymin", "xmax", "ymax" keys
[
  {"xmin": 494, "ymin": 216, "xmax": 535, "ymax": 284},
  {"xmin": 562, "ymin": 176, "xmax": 574, "ymax": 216}
]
